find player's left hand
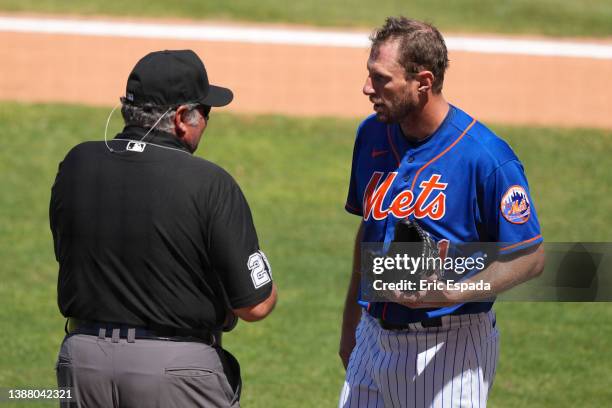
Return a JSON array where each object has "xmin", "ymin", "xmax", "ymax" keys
[
  {"xmin": 394, "ymin": 289, "xmax": 455, "ymax": 308},
  {"xmin": 391, "ymin": 275, "xmax": 458, "ymax": 308}
]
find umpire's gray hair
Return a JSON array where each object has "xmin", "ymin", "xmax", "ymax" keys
[{"xmin": 120, "ymin": 100, "xmax": 200, "ymax": 134}]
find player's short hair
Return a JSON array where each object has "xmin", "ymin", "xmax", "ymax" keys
[
  {"xmin": 120, "ymin": 100, "xmax": 204, "ymax": 134},
  {"xmin": 370, "ymin": 16, "xmax": 449, "ymax": 93}
]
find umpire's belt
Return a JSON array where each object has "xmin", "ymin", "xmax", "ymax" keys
[
  {"xmin": 378, "ymin": 317, "xmax": 443, "ymax": 331},
  {"xmin": 67, "ymin": 318, "xmax": 218, "ymax": 346}
]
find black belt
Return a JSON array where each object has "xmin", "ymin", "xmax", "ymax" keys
[
  {"xmin": 378, "ymin": 317, "xmax": 443, "ymax": 331},
  {"xmin": 67, "ymin": 318, "xmax": 219, "ymax": 346}
]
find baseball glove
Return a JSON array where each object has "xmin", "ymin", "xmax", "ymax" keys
[{"xmin": 389, "ymin": 218, "xmax": 440, "ymax": 281}]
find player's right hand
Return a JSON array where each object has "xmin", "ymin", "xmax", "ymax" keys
[{"xmin": 339, "ymin": 330, "xmax": 356, "ymax": 370}]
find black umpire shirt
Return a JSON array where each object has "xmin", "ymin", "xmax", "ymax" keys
[{"xmin": 50, "ymin": 126, "xmax": 273, "ymax": 330}]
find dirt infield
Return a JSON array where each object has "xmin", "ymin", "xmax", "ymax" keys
[{"xmin": 1, "ymin": 15, "xmax": 611, "ymax": 129}]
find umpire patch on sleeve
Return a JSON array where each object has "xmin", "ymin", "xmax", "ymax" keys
[{"xmin": 248, "ymin": 250, "xmax": 272, "ymax": 289}]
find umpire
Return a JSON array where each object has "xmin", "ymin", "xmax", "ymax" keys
[{"xmin": 50, "ymin": 50, "xmax": 277, "ymax": 407}]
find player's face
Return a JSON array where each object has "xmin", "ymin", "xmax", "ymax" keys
[{"xmin": 363, "ymin": 40, "xmax": 420, "ymax": 123}]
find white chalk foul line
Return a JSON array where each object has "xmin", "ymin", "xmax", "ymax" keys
[{"xmin": 1, "ymin": 16, "xmax": 611, "ymax": 60}]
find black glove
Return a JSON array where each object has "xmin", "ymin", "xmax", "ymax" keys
[
  {"xmin": 388, "ymin": 218, "xmax": 440, "ymax": 287},
  {"xmin": 223, "ymin": 310, "xmax": 238, "ymax": 332}
]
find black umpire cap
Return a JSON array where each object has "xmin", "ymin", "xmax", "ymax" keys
[{"xmin": 125, "ymin": 49, "xmax": 233, "ymax": 107}]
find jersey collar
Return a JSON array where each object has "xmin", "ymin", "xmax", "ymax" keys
[
  {"xmin": 114, "ymin": 126, "xmax": 192, "ymax": 153},
  {"xmin": 392, "ymin": 105, "xmax": 457, "ymax": 158}
]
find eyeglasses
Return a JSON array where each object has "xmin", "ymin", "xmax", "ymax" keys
[{"xmin": 197, "ymin": 105, "xmax": 211, "ymax": 121}]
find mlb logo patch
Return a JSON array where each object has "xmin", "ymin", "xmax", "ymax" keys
[
  {"xmin": 501, "ymin": 185, "xmax": 530, "ymax": 224},
  {"xmin": 126, "ymin": 141, "xmax": 146, "ymax": 152}
]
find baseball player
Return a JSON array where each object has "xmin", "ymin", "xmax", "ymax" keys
[
  {"xmin": 50, "ymin": 50, "xmax": 277, "ymax": 407},
  {"xmin": 338, "ymin": 17, "xmax": 545, "ymax": 407}
]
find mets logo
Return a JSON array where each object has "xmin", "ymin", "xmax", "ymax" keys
[
  {"xmin": 363, "ymin": 172, "xmax": 447, "ymax": 221},
  {"xmin": 501, "ymin": 185, "xmax": 530, "ymax": 224}
]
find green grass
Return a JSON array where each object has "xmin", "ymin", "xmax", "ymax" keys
[
  {"xmin": 1, "ymin": 0, "xmax": 612, "ymax": 37},
  {"xmin": 0, "ymin": 102, "xmax": 611, "ymax": 407}
]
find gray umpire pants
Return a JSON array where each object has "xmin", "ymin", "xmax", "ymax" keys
[{"xmin": 56, "ymin": 333, "xmax": 241, "ymax": 407}]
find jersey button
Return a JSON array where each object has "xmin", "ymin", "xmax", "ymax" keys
[{"xmin": 407, "ymin": 156, "xmax": 415, "ymax": 163}]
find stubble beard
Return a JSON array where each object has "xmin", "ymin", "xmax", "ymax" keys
[{"xmin": 375, "ymin": 93, "xmax": 416, "ymax": 124}]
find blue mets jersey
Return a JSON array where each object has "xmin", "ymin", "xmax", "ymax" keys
[{"xmin": 345, "ymin": 104, "xmax": 542, "ymax": 323}]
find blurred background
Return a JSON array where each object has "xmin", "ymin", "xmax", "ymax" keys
[{"xmin": 0, "ymin": 1, "xmax": 611, "ymax": 406}]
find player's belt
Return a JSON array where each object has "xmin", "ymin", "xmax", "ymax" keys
[
  {"xmin": 66, "ymin": 318, "xmax": 219, "ymax": 346},
  {"xmin": 378, "ymin": 317, "xmax": 443, "ymax": 331}
]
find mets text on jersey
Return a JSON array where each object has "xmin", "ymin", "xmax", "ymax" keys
[{"xmin": 363, "ymin": 172, "xmax": 446, "ymax": 221}]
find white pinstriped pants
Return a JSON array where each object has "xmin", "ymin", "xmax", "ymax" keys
[{"xmin": 339, "ymin": 311, "xmax": 499, "ymax": 408}]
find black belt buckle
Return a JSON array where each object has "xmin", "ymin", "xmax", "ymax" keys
[
  {"xmin": 378, "ymin": 319, "xmax": 410, "ymax": 331},
  {"xmin": 421, "ymin": 317, "xmax": 443, "ymax": 328},
  {"xmin": 378, "ymin": 316, "xmax": 442, "ymax": 331}
]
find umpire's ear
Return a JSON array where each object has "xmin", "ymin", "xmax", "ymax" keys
[{"xmin": 174, "ymin": 105, "xmax": 191, "ymax": 136}]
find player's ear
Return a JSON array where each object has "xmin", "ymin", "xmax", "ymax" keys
[{"xmin": 417, "ymin": 71, "xmax": 434, "ymax": 93}]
